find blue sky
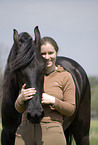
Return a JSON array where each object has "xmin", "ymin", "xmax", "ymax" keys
[{"xmin": 0, "ymin": 0, "xmax": 98, "ymax": 76}]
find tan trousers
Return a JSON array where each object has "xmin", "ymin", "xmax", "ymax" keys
[{"xmin": 15, "ymin": 121, "xmax": 66, "ymax": 145}]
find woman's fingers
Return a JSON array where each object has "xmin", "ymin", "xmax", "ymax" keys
[
  {"xmin": 23, "ymin": 88, "xmax": 37, "ymax": 96},
  {"xmin": 25, "ymin": 96, "xmax": 34, "ymax": 101},
  {"xmin": 21, "ymin": 84, "xmax": 37, "ymax": 96},
  {"xmin": 21, "ymin": 84, "xmax": 36, "ymax": 92},
  {"xmin": 22, "ymin": 84, "xmax": 26, "ymax": 89},
  {"xmin": 23, "ymin": 88, "xmax": 37, "ymax": 93},
  {"xmin": 24, "ymin": 92, "xmax": 36, "ymax": 98}
]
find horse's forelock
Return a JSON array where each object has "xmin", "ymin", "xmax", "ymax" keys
[
  {"xmin": 19, "ymin": 32, "xmax": 31, "ymax": 44},
  {"xmin": 9, "ymin": 32, "xmax": 35, "ymax": 72}
]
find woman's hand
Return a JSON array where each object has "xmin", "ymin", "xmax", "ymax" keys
[
  {"xmin": 17, "ymin": 84, "xmax": 37, "ymax": 105},
  {"xmin": 41, "ymin": 93, "xmax": 55, "ymax": 105}
]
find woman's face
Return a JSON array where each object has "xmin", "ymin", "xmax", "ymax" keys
[{"xmin": 41, "ymin": 43, "xmax": 57, "ymax": 70}]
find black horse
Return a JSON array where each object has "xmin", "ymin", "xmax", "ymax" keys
[
  {"xmin": 1, "ymin": 27, "xmax": 91, "ymax": 145},
  {"xmin": 1, "ymin": 26, "xmax": 45, "ymax": 145}
]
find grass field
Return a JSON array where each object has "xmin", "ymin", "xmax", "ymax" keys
[
  {"xmin": 0, "ymin": 120, "xmax": 98, "ymax": 145},
  {"xmin": 90, "ymin": 120, "xmax": 98, "ymax": 145}
]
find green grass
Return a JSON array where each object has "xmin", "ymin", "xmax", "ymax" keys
[
  {"xmin": 71, "ymin": 120, "xmax": 98, "ymax": 145},
  {"xmin": 90, "ymin": 120, "xmax": 98, "ymax": 145},
  {"xmin": 0, "ymin": 120, "xmax": 98, "ymax": 145}
]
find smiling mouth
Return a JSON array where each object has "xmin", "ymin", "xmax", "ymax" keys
[{"xmin": 46, "ymin": 61, "xmax": 52, "ymax": 65}]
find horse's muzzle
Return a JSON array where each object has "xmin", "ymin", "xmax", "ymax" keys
[
  {"xmin": 27, "ymin": 111, "xmax": 44, "ymax": 124},
  {"xmin": 26, "ymin": 96, "xmax": 44, "ymax": 124}
]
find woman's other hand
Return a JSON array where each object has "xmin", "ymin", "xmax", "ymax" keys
[{"xmin": 41, "ymin": 93, "xmax": 55, "ymax": 105}]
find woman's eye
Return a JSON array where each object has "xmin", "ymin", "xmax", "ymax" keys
[
  {"xmin": 49, "ymin": 52, "xmax": 54, "ymax": 55},
  {"xmin": 41, "ymin": 53, "xmax": 46, "ymax": 55},
  {"xmin": 41, "ymin": 52, "xmax": 54, "ymax": 56}
]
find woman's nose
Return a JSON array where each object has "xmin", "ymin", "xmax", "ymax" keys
[{"xmin": 45, "ymin": 53, "xmax": 50, "ymax": 59}]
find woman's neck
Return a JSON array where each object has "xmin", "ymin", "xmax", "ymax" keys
[{"xmin": 45, "ymin": 65, "xmax": 57, "ymax": 75}]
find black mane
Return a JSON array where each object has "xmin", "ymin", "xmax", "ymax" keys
[
  {"xmin": 8, "ymin": 32, "xmax": 35, "ymax": 72},
  {"xmin": 2, "ymin": 31, "xmax": 35, "ymax": 114}
]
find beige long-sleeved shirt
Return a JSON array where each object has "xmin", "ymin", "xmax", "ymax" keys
[{"xmin": 41, "ymin": 65, "xmax": 76, "ymax": 123}]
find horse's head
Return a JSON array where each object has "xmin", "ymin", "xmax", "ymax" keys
[{"xmin": 11, "ymin": 26, "xmax": 45, "ymax": 123}]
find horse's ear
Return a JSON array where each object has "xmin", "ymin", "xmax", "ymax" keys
[
  {"xmin": 34, "ymin": 26, "xmax": 41, "ymax": 50},
  {"xmin": 13, "ymin": 29, "xmax": 20, "ymax": 50}
]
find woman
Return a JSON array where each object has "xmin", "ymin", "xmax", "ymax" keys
[{"xmin": 15, "ymin": 37, "xmax": 76, "ymax": 145}]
